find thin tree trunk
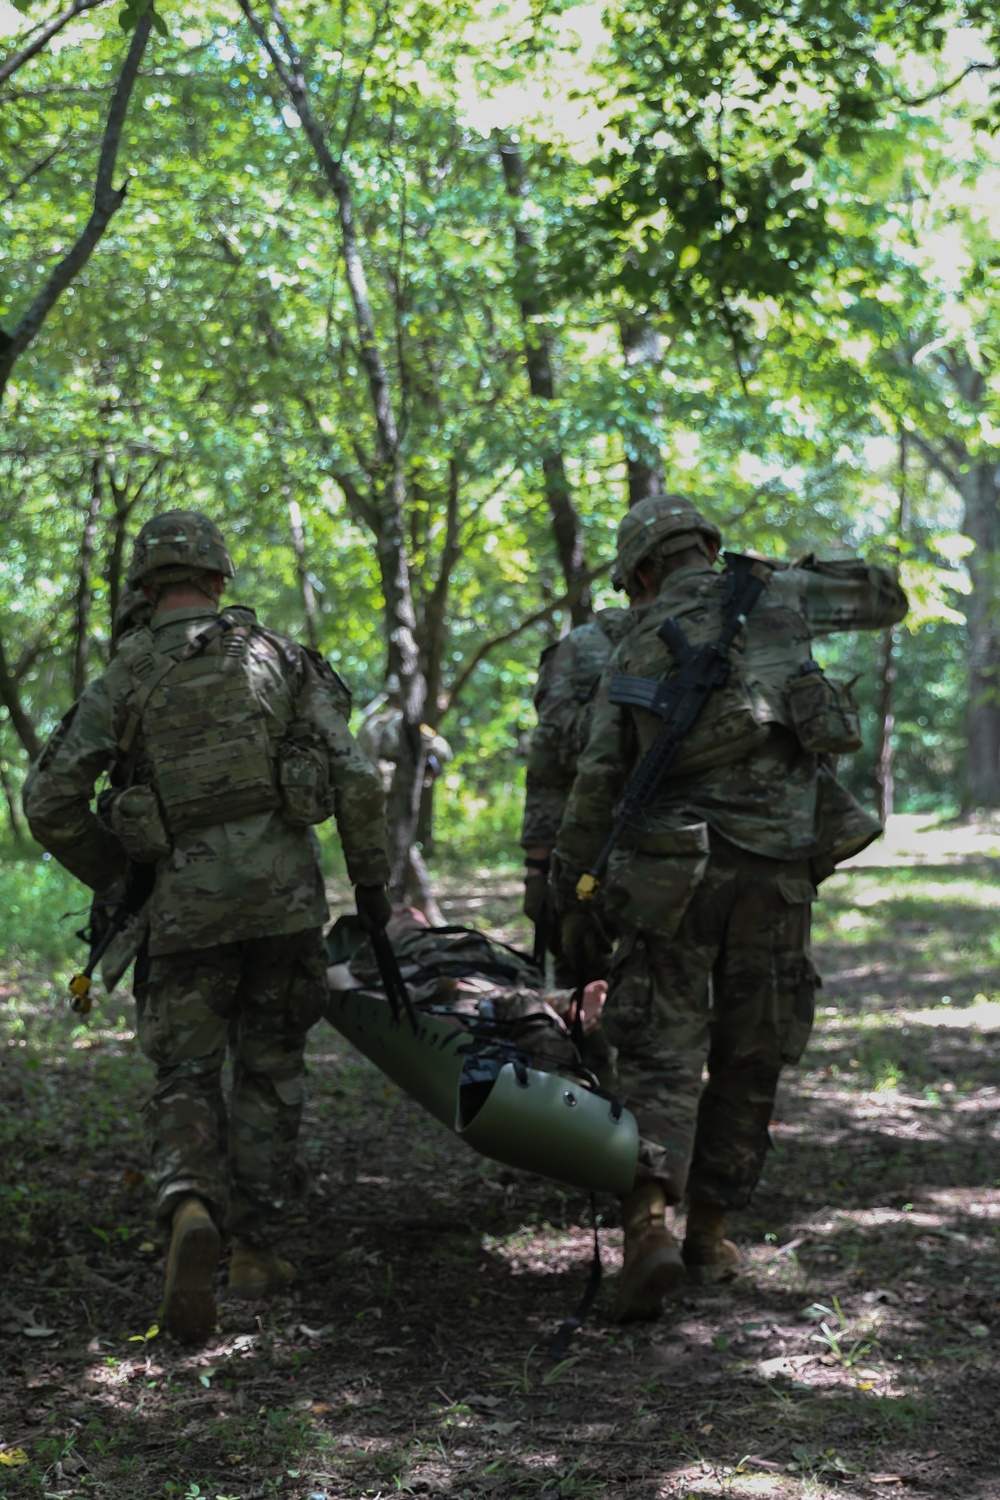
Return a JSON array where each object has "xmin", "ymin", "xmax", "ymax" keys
[
  {"xmin": 237, "ymin": 0, "xmax": 426, "ymax": 894},
  {"xmin": 619, "ymin": 315, "xmax": 666, "ymax": 508},
  {"xmin": 874, "ymin": 433, "xmax": 908, "ymax": 823},
  {"xmin": 105, "ymin": 455, "xmax": 161, "ymax": 643},
  {"xmin": 286, "ymin": 492, "xmax": 320, "ymax": 651},
  {"xmin": 0, "ymin": 14, "xmax": 152, "ymax": 403},
  {"xmin": 958, "ymin": 459, "xmax": 1000, "ymax": 811},
  {"xmin": 496, "ymin": 135, "xmax": 591, "ymax": 624},
  {"xmin": 0, "ymin": 741, "xmax": 25, "ymax": 841},
  {"xmin": 907, "ymin": 388, "xmax": 1000, "ymax": 814},
  {"xmin": 0, "ymin": 630, "xmax": 41, "ymax": 760},
  {"xmin": 73, "ymin": 457, "xmax": 104, "ymax": 698},
  {"xmin": 874, "ymin": 630, "xmax": 897, "ymax": 823}
]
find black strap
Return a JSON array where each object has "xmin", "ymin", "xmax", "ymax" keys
[{"xmin": 548, "ymin": 1194, "xmax": 603, "ymax": 1358}]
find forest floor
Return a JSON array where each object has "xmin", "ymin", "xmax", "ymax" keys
[{"xmin": 1, "ymin": 814, "xmax": 999, "ymax": 1500}]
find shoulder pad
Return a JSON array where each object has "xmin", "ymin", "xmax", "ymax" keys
[
  {"xmin": 594, "ymin": 607, "xmax": 632, "ymax": 642},
  {"xmin": 221, "ymin": 604, "xmax": 259, "ymax": 626},
  {"xmin": 305, "ymin": 648, "xmax": 353, "ymax": 712}
]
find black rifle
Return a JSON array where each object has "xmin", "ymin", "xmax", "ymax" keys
[
  {"xmin": 69, "ymin": 862, "xmax": 156, "ymax": 1014},
  {"xmin": 576, "ymin": 553, "xmax": 772, "ymax": 901}
]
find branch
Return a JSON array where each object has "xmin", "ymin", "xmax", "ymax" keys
[
  {"xmin": 908, "ymin": 430, "xmax": 964, "ymax": 492},
  {"xmin": 894, "ymin": 61, "xmax": 998, "ymax": 109},
  {"xmin": 0, "ymin": 14, "xmax": 152, "ymax": 402},
  {"xmin": 441, "ymin": 562, "xmax": 613, "ymax": 716},
  {"xmin": 0, "ymin": 0, "xmax": 108, "ymax": 90},
  {"xmin": 2, "ymin": 130, "xmax": 75, "ymax": 207},
  {"xmin": 0, "ymin": 629, "xmax": 42, "ymax": 761}
]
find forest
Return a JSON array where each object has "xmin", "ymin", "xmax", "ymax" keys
[
  {"xmin": 1, "ymin": 0, "xmax": 999, "ymax": 849},
  {"xmin": 1, "ymin": 0, "xmax": 999, "ymax": 1498}
]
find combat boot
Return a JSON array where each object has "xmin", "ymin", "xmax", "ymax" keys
[
  {"xmin": 163, "ymin": 1195, "xmax": 220, "ymax": 1344},
  {"xmin": 682, "ymin": 1201, "xmax": 740, "ymax": 1284},
  {"xmin": 609, "ymin": 1179, "xmax": 684, "ymax": 1322},
  {"xmin": 227, "ymin": 1240, "xmax": 296, "ymax": 1298}
]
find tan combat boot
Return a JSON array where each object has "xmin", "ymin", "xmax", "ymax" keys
[
  {"xmin": 682, "ymin": 1201, "xmax": 740, "ymax": 1284},
  {"xmin": 163, "ymin": 1196, "xmax": 221, "ymax": 1344},
  {"xmin": 609, "ymin": 1179, "xmax": 685, "ymax": 1322},
  {"xmin": 227, "ymin": 1240, "xmax": 296, "ymax": 1298}
]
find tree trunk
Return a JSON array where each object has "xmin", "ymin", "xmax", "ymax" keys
[
  {"xmin": 497, "ymin": 135, "xmax": 591, "ymax": 624},
  {"xmin": 286, "ymin": 491, "xmax": 320, "ymax": 652},
  {"xmin": 873, "ymin": 433, "xmax": 908, "ymax": 823},
  {"xmin": 0, "ymin": 16, "xmax": 152, "ymax": 404},
  {"xmin": 73, "ymin": 457, "xmax": 104, "ymax": 698},
  {"xmin": 0, "ymin": 630, "xmax": 42, "ymax": 761},
  {"xmin": 619, "ymin": 315, "xmax": 666, "ymax": 508},
  {"xmin": 237, "ymin": 0, "xmax": 427, "ymax": 895},
  {"xmin": 958, "ymin": 459, "xmax": 1000, "ymax": 812},
  {"xmin": 0, "ymin": 740, "xmax": 25, "ymax": 841},
  {"xmin": 874, "ymin": 628, "xmax": 897, "ymax": 823}
]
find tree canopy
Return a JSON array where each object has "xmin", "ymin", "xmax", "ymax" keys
[{"xmin": 1, "ymin": 0, "xmax": 998, "ymax": 860}]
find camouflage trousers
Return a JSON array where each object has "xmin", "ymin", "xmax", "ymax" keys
[
  {"xmin": 133, "ymin": 927, "xmax": 328, "ymax": 1243},
  {"xmin": 604, "ymin": 835, "xmax": 818, "ymax": 1209}
]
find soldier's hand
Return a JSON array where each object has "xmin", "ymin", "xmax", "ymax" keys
[
  {"xmin": 355, "ymin": 883, "xmax": 392, "ymax": 932},
  {"xmin": 560, "ymin": 910, "xmax": 604, "ymax": 985},
  {"xmin": 522, "ymin": 871, "xmax": 550, "ymax": 924}
]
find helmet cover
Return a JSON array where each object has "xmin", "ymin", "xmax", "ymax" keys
[
  {"xmin": 126, "ymin": 510, "xmax": 235, "ymax": 587},
  {"xmin": 612, "ymin": 493, "xmax": 721, "ymax": 591}
]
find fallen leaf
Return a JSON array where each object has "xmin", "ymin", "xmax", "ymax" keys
[
  {"xmin": 699, "ymin": 1423, "xmax": 713, "ymax": 1434},
  {"xmin": 122, "ymin": 1169, "xmax": 145, "ymax": 1191},
  {"xmin": 23, "ymin": 1324, "xmax": 57, "ymax": 1338},
  {"xmin": 0, "ymin": 1450, "xmax": 28, "ymax": 1467},
  {"xmin": 482, "ymin": 1420, "xmax": 521, "ymax": 1434}
]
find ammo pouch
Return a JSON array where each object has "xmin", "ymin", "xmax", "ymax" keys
[
  {"xmin": 278, "ymin": 733, "xmax": 335, "ymax": 828},
  {"xmin": 109, "ymin": 785, "xmax": 172, "ymax": 863},
  {"xmin": 604, "ymin": 821, "xmax": 710, "ymax": 942},
  {"xmin": 788, "ymin": 662, "xmax": 862, "ymax": 755}
]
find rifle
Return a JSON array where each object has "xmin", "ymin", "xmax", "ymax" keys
[
  {"xmin": 69, "ymin": 864, "xmax": 155, "ymax": 1015},
  {"xmin": 576, "ymin": 553, "xmax": 772, "ymax": 902}
]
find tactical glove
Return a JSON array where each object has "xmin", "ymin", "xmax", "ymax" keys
[
  {"xmin": 559, "ymin": 910, "xmax": 607, "ymax": 987},
  {"xmin": 524, "ymin": 872, "xmax": 553, "ymax": 925},
  {"xmin": 355, "ymin": 883, "xmax": 392, "ymax": 933}
]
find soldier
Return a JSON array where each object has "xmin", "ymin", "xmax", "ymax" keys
[
  {"xmin": 554, "ymin": 494, "xmax": 908, "ymax": 1321},
  {"xmin": 356, "ymin": 677, "xmax": 452, "ymax": 923},
  {"xmin": 521, "ymin": 606, "xmax": 635, "ymax": 983},
  {"xmin": 24, "ymin": 511, "xmax": 390, "ymax": 1344}
]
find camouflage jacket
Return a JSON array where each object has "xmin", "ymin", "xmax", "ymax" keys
[
  {"xmin": 24, "ymin": 603, "xmax": 390, "ymax": 956},
  {"xmin": 556, "ymin": 556, "xmax": 908, "ymax": 875},
  {"xmin": 520, "ymin": 608, "xmax": 633, "ymax": 848}
]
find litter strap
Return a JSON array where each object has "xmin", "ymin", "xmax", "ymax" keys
[{"xmin": 548, "ymin": 1194, "xmax": 603, "ymax": 1358}]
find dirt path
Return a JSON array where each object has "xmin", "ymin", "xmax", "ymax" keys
[{"xmin": 1, "ymin": 816, "xmax": 998, "ymax": 1499}]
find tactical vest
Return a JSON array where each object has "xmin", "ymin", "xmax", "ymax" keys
[
  {"xmin": 119, "ymin": 612, "xmax": 282, "ymax": 835},
  {"xmin": 618, "ymin": 570, "xmax": 858, "ymax": 780}
]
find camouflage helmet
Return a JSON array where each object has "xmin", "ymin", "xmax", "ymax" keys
[
  {"xmin": 612, "ymin": 493, "xmax": 721, "ymax": 591},
  {"xmin": 126, "ymin": 510, "xmax": 235, "ymax": 588}
]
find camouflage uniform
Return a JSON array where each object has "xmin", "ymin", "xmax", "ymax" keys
[
  {"xmin": 521, "ymin": 610, "xmax": 633, "ymax": 849},
  {"xmin": 520, "ymin": 610, "xmax": 633, "ymax": 981},
  {"xmin": 24, "ymin": 531, "xmax": 389, "ymax": 1246},
  {"xmin": 556, "ymin": 553, "xmax": 908, "ymax": 1209}
]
